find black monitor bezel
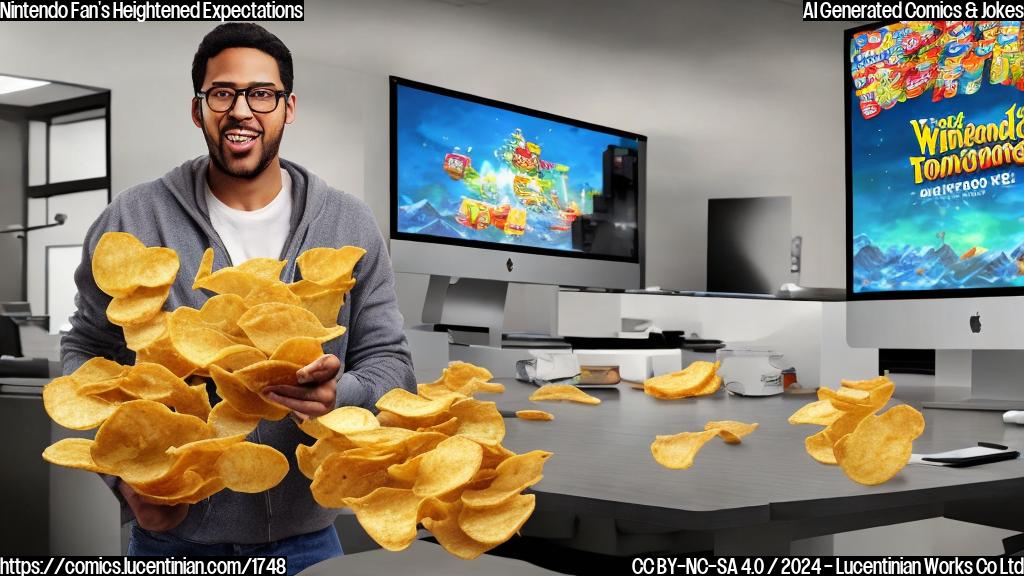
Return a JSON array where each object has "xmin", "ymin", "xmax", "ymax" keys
[
  {"xmin": 844, "ymin": 21, "xmax": 1024, "ymax": 301},
  {"xmin": 389, "ymin": 76, "xmax": 646, "ymax": 265}
]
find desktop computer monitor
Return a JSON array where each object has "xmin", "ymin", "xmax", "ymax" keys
[
  {"xmin": 389, "ymin": 77, "xmax": 646, "ymax": 345},
  {"xmin": 844, "ymin": 21, "xmax": 1024, "ymax": 409}
]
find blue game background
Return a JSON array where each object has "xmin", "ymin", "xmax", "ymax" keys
[
  {"xmin": 394, "ymin": 84, "xmax": 636, "ymax": 254},
  {"xmin": 851, "ymin": 82, "xmax": 1024, "ymax": 293}
]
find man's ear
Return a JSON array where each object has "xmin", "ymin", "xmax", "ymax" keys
[
  {"xmin": 191, "ymin": 98, "xmax": 203, "ymax": 128},
  {"xmin": 285, "ymin": 92, "xmax": 297, "ymax": 125}
]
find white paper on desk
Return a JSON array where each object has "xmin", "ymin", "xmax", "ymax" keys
[{"xmin": 910, "ymin": 446, "xmax": 1015, "ymax": 466}]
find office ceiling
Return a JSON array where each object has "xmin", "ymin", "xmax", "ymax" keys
[{"xmin": 0, "ymin": 80, "xmax": 104, "ymax": 107}]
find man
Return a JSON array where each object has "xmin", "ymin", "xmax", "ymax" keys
[{"xmin": 61, "ymin": 23, "xmax": 415, "ymax": 573}]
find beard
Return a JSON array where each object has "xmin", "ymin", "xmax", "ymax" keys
[{"xmin": 203, "ymin": 122, "xmax": 284, "ymax": 180}]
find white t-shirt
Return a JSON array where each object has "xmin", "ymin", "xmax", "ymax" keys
[{"xmin": 205, "ymin": 169, "xmax": 293, "ymax": 265}]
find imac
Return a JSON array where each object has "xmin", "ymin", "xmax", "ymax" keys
[
  {"xmin": 389, "ymin": 77, "xmax": 646, "ymax": 347},
  {"xmin": 845, "ymin": 21, "xmax": 1024, "ymax": 409}
]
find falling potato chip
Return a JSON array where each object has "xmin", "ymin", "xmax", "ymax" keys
[
  {"xmin": 704, "ymin": 420, "xmax": 758, "ymax": 444},
  {"xmin": 123, "ymin": 312, "xmax": 169, "ymax": 352},
  {"xmin": 318, "ymin": 406, "xmax": 380, "ymax": 436},
  {"xmin": 135, "ymin": 473, "xmax": 225, "ymax": 506},
  {"xmin": 192, "ymin": 248, "xmax": 214, "ymax": 290},
  {"xmin": 292, "ymin": 286, "xmax": 347, "ymax": 328},
  {"xmin": 529, "ymin": 384, "xmax": 601, "ymax": 405},
  {"xmin": 71, "ymin": 357, "xmax": 130, "ymax": 384},
  {"xmin": 299, "ymin": 417, "xmax": 337, "ymax": 441},
  {"xmin": 243, "ymin": 282, "xmax": 303, "ymax": 308},
  {"xmin": 232, "ymin": 360, "xmax": 303, "ymax": 395},
  {"xmin": 449, "ymin": 399, "xmax": 505, "ymax": 446},
  {"xmin": 643, "ymin": 361, "xmax": 719, "ymax": 400},
  {"xmin": 136, "ymin": 333, "xmax": 198, "ymax": 378},
  {"xmin": 295, "ymin": 246, "xmax": 366, "ymax": 288},
  {"xmin": 342, "ymin": 487, "xmax": 425, "ymax": 552},
  {"xmin": 480, "ymin": 443, "xmax": 517, "ymax": 470},
  {"xmin": 92, "ymin": 232, "xmax": 179, "ymax": 298},
  {"xmin": 413, "ymin": 436, "xmax": 484, "ymax": 497},
  {"xmin": 194, "ymin": 268, "xmax": 267, "ymax": 298},
  {"xmin": 803, "ymin": 408, "xmax": 873, "ymax": 465},
  {"xmin": 208, "ymin": 346, "xmax": 267, "ymax": 373},
  {"xmin": 237, "ymin": 303, "xmax": 347, "ymax": 355},
  {"xmin": 236, "ymin": 257, "xmax": 286, "ymax": 282},
  {"xmin": 422, "ymin": 506, "xmax": 496, "ymax": 560},
  {"xmin": 217, "ymin": 442, "xmax": 289, "ymax": 493},
  {"xmin": 805, "ymin": 429, "xmax": 837, "ymax": 465},
  {"xmin": 312, "ymin": 451, "xmax": 397, "ymax": 506},
  {"xmin": 117, "ymin": 362, "xmax": 211, "ymax": 420},
  {"xmin": 270, "ymin": 337, "xmax": 324, "ymax": 367},
  {"xmin": 42, "ymin": 438, "xmax": 104, "ymax": 473},
  {"xmin": 516, "ymin": 410, "xmax": 554, "ymax": 421},
  {"xmin": 650, "ymin": 430, "xmax": 719, "ymax": 470},
  {"xmin": 107, "ymin": 285, "xmax": 170, "ymax": 327},
  {"xmin": 208, "ymin": 401, "xmax": 260, "ymax": 438},
  {"xmin": 788, "ymin": 400, "xmax": 843, "ymax": 426},
  {"xmin": 461, "ymin": 450, "xmax": 551, "ymax": 508},
  {"xmin": 840, "ymin": 375, "xmax": 891, "ymax": 391},
  {"xmin": 168, "ymin": 307, "xmax": 256, "ymax": 369},
  {"xmin": 210, "ymin": 365, "xmax": 290, "ymax": 421},
  {"xmin": 344, "ymin": 427, "xmax": 417, "ymax": 450},
  {"xmin": 818, "ymin": 386, "xmax": 871, "ymax": 406},
  {"xmin": 420, "ymin": 416, "xmax": 460, "ymax": 436},
  {"xmin": 296, "ymin": 436, "xmax": 357, "ymax": 480},
  {"xmin": 43, "ymin": 374, "xmax": 118, "ymax": 430},
  {"xmin": 693, "ymin": 375, "xmax": 723, "ymax": 397},
  {"xmin": 386, "ymin": 453, "xmax": 425, "ymax": 484},
  {"xmin": 196, "ymin": 294, "xmax": 250, "ymax": 339},
  {"xmin": 835, "ymin": 404, "xmax": 925, "ymax": 485},
  {"xmin": 376, "ymin": 388, "xmax": 458, "ymax": 419},
  {"xmin": 458, "ymin": 493, "xmax": 536, "ymax": 545}
]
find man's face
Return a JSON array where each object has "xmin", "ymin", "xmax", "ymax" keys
[{"xmin": 192, "ymin": 47, "xmax": 296, "ymax": 179}]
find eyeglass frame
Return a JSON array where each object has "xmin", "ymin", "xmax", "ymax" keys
[{"xmin": 194, "ymin": 86, "xmax": 291, "ymax": 113}]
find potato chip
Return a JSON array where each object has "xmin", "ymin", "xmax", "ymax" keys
[
  {"xmin": 295, "ymin": 246, "xmax": 366, "ymax": 288},
  {"xmin": 386, "ymin": 453, "xmax": 425, "ymax": 484},
  {"xmin": 192, "ymin": 248, "xmax": 214, "ymax": 290},
  {"xmin": 237, "ymin": 303, "xmax": 346, "ymax": 354},
  {"xmin": 208, "ymin": 401, "xmax": 260, "ymax": 438},
  {"xmin": 693, "ymin": 375, "xmax": 723, "ymax": 397},
  {"xmin": 449, "ymin": 399, "xmax": 505, "ymax": 446},
  {"xmin": 236, "ymin": 258, "xmax": 286, "ymax": 282},
  {"xmin": 207, "ymin": 347, "xmax": 267, "ymax": 373},
  {"xmin": 318, "ymin": 406, "xmax": 380, "ymax": 436},
  {"xmin": 168, "ymin": 307, "xmax": 255, "ymax": 368},
  {"xmin": 217, "ymin": 442, "xmax": 289, "ymax": 493},
  {"xmin": 840, "ymin": 375, "xmax": 891, "ymax": 391},
  {"xmin": 136, "ymin": 333, "xmax": 198, "ymax": 378},
  {"xmin": 788, "ymin": 400, "xmax": 842, "ymax": 426},
  {"xmin": 344, "ymin": 427, "xmax": 417, "ymax": 450},
  {"xmin": 528, "ymin": 384, "xmax": 601, "ymax": 405},
  {"xmin": 135, "ymin": 473, "xmax": 225, "ymax": 506},
  {"xmin": 643, "ymin": 361, "xmax": 719, "ymax": 400},
  {"xmin": 123, "ymin": 312, "xmax": 169, "ymax": 352},
  {"xmin": 421, "ymin": 417, "xmax": 460, "ymax": 436},
  {"xmin": 341, "ymin": 487, "xmax": 423, "ymax": 552},
  {"xmin": 197, "ymin": 294, "xmax": 250, "ymax": 339},
  {"xmin": 299, "ymin": 417, "xmax": 337, "ymax": 441},
  {"xmin": 312, "ymin": 451, "xmax": 395, "ymax": 505},
  {"xmin": 515, "ymin": 410, "xmax": 554, "ymax": 421},
  {"xmin": 107, "ymin": 285, "xmax": 170, "ymax": 327},
  {"xmin": 422, "ymin": 507, "xmax": 496, "ymax": 560},
  {"xmin": 461, "ymin": 450, "xmax": 550, "ymax": 507},
  {"xmin": 43, "ymin": 374, "xmax": 118, "ymax": 430},
  {"xmin": 210, "ymin": 365, "xmax": 290, "ymax": 420},
  {"xmin": 458, "ymin": 493, "xmax": 536, "ymax": 545},
  {"xmin": 376, "ymin": 388, "xmax": 457, "ymax": 419},
  {"xmin": 805, "ymin": 429, "xmax": 837, "ymax": 465},
  {"xmin": 413, "ymin": 436, "xmax": 483, "ymax": 497},
  {"xmin": 292, "ymin": 286, "xmax": 346, "ymax": 328},
  {"xmin": 296, "ymin": 436, "xmax": 357, "ymax": 479},
  {"xmin": 704, "ymin": 420, "xmax": 758, "ymax": 444},
  {"xmin": 835, "ymin": 404, "xmax": 925, "ymax": 485},
  {"xmin": 71, "ymin": 357, "xmax": 130, "ymax": 384},
  {"xmin": 42, "ymin": 438, "xmax": 104, "ymax": 473},
  {"xmin": 270, "ymin": 337, "xmax": 324, "ymax": 367},
  {"xmin": 232, "ymin": 360, "xmax": 303, "ymax": 395},
  {"xmin": 243, "ymin": 282, "xmax": 303, "ymax": 308},
  {"xmin": 92, "ymin": 232, "xmax": 179, "ymax": 298},
  {"xmin": 194, "ymin": 268, "xmax": 266, "ymax": 298},
  {"xmin": 650, "ymin": 430, "xmax": 719, "ymax": 470}
]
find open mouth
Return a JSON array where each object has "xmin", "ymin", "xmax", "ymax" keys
[{"xmin": 223, "ymin": 129, "xmax": 261, "ymax": 153}]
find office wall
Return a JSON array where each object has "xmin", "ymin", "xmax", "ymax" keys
[{"xmin": 0, "ymin": 116, "xmax": 25, "ymax": 302}]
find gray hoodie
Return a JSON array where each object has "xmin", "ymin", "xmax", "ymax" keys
[{"xmin": 61, "ymin": 156, "xmax": 416, "ymax": 544}]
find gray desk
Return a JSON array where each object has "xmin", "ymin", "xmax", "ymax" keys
[
  {"xmin": 487, "ymin": 380, "xmax": 1024, "ymax": 555},
  {"xmin": 302, "ymin": 540, "xmax": 561, "ymax": 575}
]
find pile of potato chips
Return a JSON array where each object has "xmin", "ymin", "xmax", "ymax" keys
[
  {"xmin": 300, "ymin": 362, "xmax": 553, "ymax": 559},
  {"xmin": 650, "ymin": 420, "xmax": 758, "ymax": 470},
  {"xmin": 789, "ymin": 376, "xmax": 925, "ymax": 485},
  {"xmin": 644, "ymin": 360, "xmax": 721, "ymax": 400},
  {"xmin": 42, "ymin": 231, "xmax": 363, "ymax": 504}
]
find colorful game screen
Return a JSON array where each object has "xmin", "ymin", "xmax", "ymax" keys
[
  {"xmin": 849, "ymin": 21, "xmax": 1024, "ymax": 294},
  {"xmin": 393, "ymin": 82, "xmax": 641, "ymax": 260}
]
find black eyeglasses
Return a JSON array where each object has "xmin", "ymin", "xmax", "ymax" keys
[{"xmin": 196, "ymin": 86, "xmax": 289, "ymax": 113}]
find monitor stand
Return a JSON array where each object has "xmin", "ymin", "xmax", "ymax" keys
[
  {"xmin": 923, "ymin": 350, "xmax": 1024, "ymax": 411},
  {"xmin": 422, "ymin": 275, "xmax": 559, "ymax": 348}
]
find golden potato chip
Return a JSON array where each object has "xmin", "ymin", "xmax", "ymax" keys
[
  {"xmin": 415, "ymin": 383, "xmax": 469, "ymax": 402},
  {"xmin": 42, "ymin": 438, "xmax": 104, "ymax": 473},
  {"xmin": 412, "ymin": 436, "xmax": 484, "ymax": 497},
  {"xmin": 344, "ymin": 427, "xmax": 417, "ymax": 450},
  {"xmin": 480, "ymin": 443, "xmax": 516, "ymax": 470},
  {"xmin": 116, "ymin": 363, "xmax": 210, "ymax": 420},
  {"xmin": 123, "ymin": 312, "xmax": 169, "ymax": 352},
  {"xmin": 840, "ymin": 375, "xmax": 891, "ymax": 391},
  {"xmin": 92, "ymin": 232, "xmax": 179, "ymax": 298},
  {"xmin": 135, "ymin": 473, "xmax": 224, "ymax": 506},
  {"xmin": 318, "ymin": 406, "xmax": 380, "ymax": 436},
  {"xmin": 835, "ymin": 404, "xmax": 925, "ymax": 485},
  {"xmin": 704, "ymin": 420, "xmax": 758, "ymax": 444},
  {"xmin": 217, "ymin": 442, "xmax": 289, "ymax": 493},
  {"xmin": 197, "ymin": 294, "xmax": 250, "ymax": 339},
  {"xmin": 91, "ymin": 400, "xmax": 211, "ymax": 484},
  {"xmin": 168, "ymin": 307, "xmax": 255, "ymax": 368},
  {"xmin": 236, "ymin": 257, "xmax": 286, "ymax": 282},
  {"xmin": 243, "ymin": 282, "xmax": 302, "ymax": 308},
  {"xmin": 458, "ymin": 493, "xmax": 536, "ymax": 545},
  {"xmin": 207, "ymin": 347, "xmax": 267, "ymax": 373},
  {"xmin": 136, "ymin": 333, "xmax": 198, "ymax": 378},
  {"xmin": 296, "ymin": 436, "xmax": 357, "ymax": 479},
  {"xmin": 43, "ymin": 374, "xmax": 118, "ymax": 430},
  {"xmin": 420, "ymin": 416, "xmax": 460, "ymax": 436},
  {"xmin": 422, "ymin": 507, "xmax": 496, "ymax": 560},
  {"xmin": 292, "ymin": 286, "xmax": 346, "ymax": 328},
  {"xmin": 137, "ymin": 435, "xmax": 246, "ymax": 497},
  {"xmin": 295, "ymin": 246, "xmax": 366, "ymax": 288},
  {"xmin": 516, "ymin": 410, "xmax": 554, "ymax": 421},
  {"xmin": 312, "ymin": 451, "xmax": 395, "ymax": 505},
  {"xmin": 449, "ymin": 399, "xmax": 505, "ymax": 446},
  {"xmin": 643, "ymin": 361, "xmax": 719, "ymax": 400},
  {"xmin": 192, "ymin": 248, "xmax": 214, "ymax": 290},
  {"xmin": 788, "ymin": 400, "xmax": 842, "ymax": 426},
  {"xmin": 270, "ymin": 337, "xmax": 324, "ymax": 367},
  {"xmin": 71, "ymin": 357, "xmax": 130, "ymax": 384},
  {"xmin": 376, "ymin": 388, "xmax": 457, "ymax": 419},
  {"xmin": 818, "ymin": 386, "xmax": 871, "ymax": 406},
  {"xmin": 386, "ymin": 453, "xmax": 425, "ymax": 484},
  {"xmin": 341, "ymin": 487, "xmax": 424, "ymax": 551},
  {"xmin": 693, "ymin": 375, "xmax": 723, "ymax": 397},
  {"xmin": 803, "ymin": 408, "xmax": 873, "ymax": 465},
  {"xmin": 237, "ymin": 303, "xmax": 347, "ymax": 355},
  {"xmin": 194, "ymin": 268, "xmax": 266, "ymax": 298},
  {"xmin": 299, "ymin": 417, "xmax": 337, "ymax": 441},
  {"xmin": 529, "ymin": 384, "xmax": 601, "ymax": 405},
  {"xmin": 805, "ymin": 430, "xmax": 837, "ymax": 465},
  {"xmin": 208, "ymin": 401, "xmax": 260, "ymax": 438},
  {"xmin": 210, "ymin": 365, "xmax": 290, "ymax": 420},
  {"xmin": 106, "ymin": 285, "xmax": 170, "ymax": 327},
  {"xmin": 650, "ymin": 430, "xmax": 719, "ymax": 470},
  {"xmin": 461, "ymin": 450, "xmax": 551, "ymax": 507},
  {"xmin": 232, "ymin": 360, "xmax": 303, "ymax": 395}
]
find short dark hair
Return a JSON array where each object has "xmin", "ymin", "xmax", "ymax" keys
[{"xmin": 192, "ymin": 23, "xmax": 293, "ymax": 93}]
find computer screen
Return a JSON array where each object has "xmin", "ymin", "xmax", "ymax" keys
[{"xmin": 847, "ymin": 21, "xmax": 1024, "ymax": 300}]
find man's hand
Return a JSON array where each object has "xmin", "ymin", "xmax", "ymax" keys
[
  {"xmin": 263, "ymin": 353, "xmax": 340, "ymax": 420},
  {"xmin": 118, "ymin": 481, "xmax": 188, "ymax": 532}
]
